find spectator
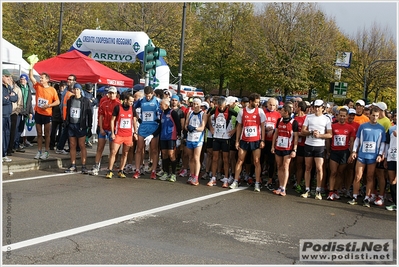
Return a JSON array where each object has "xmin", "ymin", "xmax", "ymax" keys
[
  {"xmin": 7, "ymin": 79, "xmax": 23, "ymax": 155},
  {"xmin": 49, "ymin": 81, "xmax": 66, "ymax": 150},
  {"xmin": 2, "ymin": 69, "xmax": 18, "ymax": 162},
  {"xmin": 15, "ymin": 74, "xmax": 34, "ymax": 150}
]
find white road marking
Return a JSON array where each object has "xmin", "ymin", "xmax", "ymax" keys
[
  {"xmin": 3, "ymin": 173, "xmax": 75, "ymax": 183},
  {"xmin": 1, "ymin": 187, "xmax": 248, "ymax": 252}
]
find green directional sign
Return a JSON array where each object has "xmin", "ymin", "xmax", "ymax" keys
[{"xmin": 332, "ymin": 82, "xmax": 348, "ymax": 99}]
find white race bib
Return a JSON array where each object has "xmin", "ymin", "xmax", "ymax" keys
[
  {"xmin": 388, "ymin": 147, "xmax": 397, "ymax": 161},
  {"xmin": 333, "ymin": 135, "xmax": 346, "ymax": 147},
  {"xmin": 70, "ymin": 107, "xmax": 80, "ymax": 119},
  {"xmin": 244, "ymin": 126, "xmax": 257, "ymax": 137},
  {"xmin": 362, "ymin": 141, "xmax": 376, "ymax": 154},
  {"xmin": 277, "ymin": 136, "xmax": 289, "ymax": 148},
  {"xmin": 143, "ymin": 111, "xmax": 154, "ymax": 122},
  {"xmin": 120, "ymin": 118, "xmax": 131, "ymax": 129},
  {"xmin": 37, "ymin": 97, "xmax": 49, "ymax": 108}
]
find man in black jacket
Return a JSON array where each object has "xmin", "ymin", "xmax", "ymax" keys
[{"xmin": 64, "ymin": 83, "xmax": 93, "ymax": 174}]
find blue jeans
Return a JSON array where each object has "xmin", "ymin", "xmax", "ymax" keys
[
  {"xmin": 56, "ymin": 124, "xmax": 69, "ymax": 150},
  {"xmin": 3, "ymin": 117, "xmax": 11, "ymax": 157}
]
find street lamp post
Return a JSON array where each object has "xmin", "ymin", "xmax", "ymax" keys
[
  {"xmin": 177, "ymin": 3, "xmax": 187, "ymax": 95},
  {"xmin": 363, "ymin": 59, "xmax": 396, "ymax": 100}
]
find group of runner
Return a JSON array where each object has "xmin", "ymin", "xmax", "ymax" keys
[{"xmin": 89, "ymin": 86, "xmax": 397, "ymax": 211}]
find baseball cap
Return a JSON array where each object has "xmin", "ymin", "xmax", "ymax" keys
[
  {"xmin": 2, "ymin": 69, "xmax": 11, "ymax": 76},
  {"xmin": 226, "ymin": 96, "xmax": 238, "ymax": 105},
  {"xmin": 108, "ymin": 86, "xmax": 117, "ymax": 93},
  {"xmin": 73, "ymin": 83, "xmax": 82, "ymax": 90},
  {"xmin": 348, "ymin": 108, "xmax": 356, "ymax": 115},
  {"xmin": 373, "ymin": 102, "xmax": 387, "ymax": 111},
  {"xmin": 201, "ymin": 102, "xmax": 210, "ymax": 109},
  {"xmin": 241, "ymin": 97, "xmax": 249, "ymax": 102},
  {"xmin": 355, "ymin": 99, "xmax": 365, "ymax": 106},
  {"xmin": 313, "ymin": 99, "xmax": 324, "ymax": 106}
]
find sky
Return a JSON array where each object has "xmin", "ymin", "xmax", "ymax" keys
[
  {"xmin": 317, "ymin": 2, "xmax": 397, "ymax": 40},
  {"xmin": 255, "ymin": 1, "xmax": 397, "ymax": 40}
]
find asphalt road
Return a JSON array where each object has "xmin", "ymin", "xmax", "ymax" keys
[{"xmin": 2, "ymin": 169, "xmax": 397, "ymax": 265}]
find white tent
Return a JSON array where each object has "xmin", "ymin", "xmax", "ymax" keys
[{"xmin": 2, "ymin": 37, "xmax": 40, "ymax": 79}]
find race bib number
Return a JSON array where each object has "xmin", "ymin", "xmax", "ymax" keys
[
  {"xmin": 143, "ymin": 111, "xmax": 154, "ymax": 122},
  {"xmin": 70, "ymin": 107, "xmax": 80, "ymax": 119},
  {"xmin": 188, "ymin": 132, "xmax": 201, "ymax": 142},
  {"xmin": 244, "ymin": 126, "xmax": 257, "ymax": 137},
  {"xmin": 362, "ymin": 141, "xmax": 376, "ymax": 154},
  {"xmin": 388, "ymin": 147, "xmax": 397, "ymax": 161},
  {"xmin": 120, "ymin": 118, "xmax": 131, "ymax": 129},
  {"xmin": 37, "ymin": 97, "xmax": 49, "ymax": 108},
  {"xmin": 334, "ymin": 135, "xmax": 346, "ymax": 147},
  {"xmin": 277, "ymin": 136, "xmax": 289, "ymax": 148}
]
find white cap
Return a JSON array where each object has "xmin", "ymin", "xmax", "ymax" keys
[
  {"xmin": 226, "ymin": 96, "xmax": 238, "ymax": 105},
  {"xmin": 373, "ymin": 102, "xmax": 387, "ymax": 111},
  {"xmin": 348, "ymin": 108, "xmax": 356, "ymax": 114},
  {"xmin": 304, "ymin": 101, "xmax": 310, "ymax": 106},
  {"xmin": 326, "ymin": 103, "xmax": 331, "ymax": 108},
  {"xmin": 108, "ymin": 86, "xmax": 117, "ymax": 93},
  {"xmin": 356, "ymin": 99, "xmax": 365, "ymax": 106},
  {"xmin": 313, "ymin": 99, "xmax": 324, "ymax": 106},
  {"xmin": 201, "ymin": 102, "xmax": 209, "ymax": 109}
]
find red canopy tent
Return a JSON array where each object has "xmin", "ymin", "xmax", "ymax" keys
[{"xmin": 33, "ymin": 50, "xmax": 133, "ymax": 87}]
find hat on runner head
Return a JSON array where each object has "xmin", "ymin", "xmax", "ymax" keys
[
  {"xmin": 192, "ymin": 97, "xmax": 201, "ymax": 104},
  {"xmin": 226, "ymin": 96, "xmax": 238, "ymax": 105},
  {"xmin": 348, "ymin": 108, "xmax": 356, "ymax": 115},
  {"xmin": 241, "ymin": 97, "xmax": 249, "ymax": 102},
  {"xmin": 201, "ymin": 102, "xmax": 209, "ymax": 109},
  {"xmin": 304, "ymin": 101, "xmax": 310, "ymax": 107},
  {"xmin": 373, "ymin": 102, "xmax": 387, "ymax": 111},
  {"xmin": 313, "ymin": 99, "xmax": 324, "ymax": 106},
  {"xmin": 73, "ymin": 83, "xmax": 82, "ymax": 90},
  {"xmin": 355, "ymin": 99, "xmax": 365, "ymax": 106},
  {"xmin": 108, "ymin": 86, "xmax": 117, "ymax": 93}
]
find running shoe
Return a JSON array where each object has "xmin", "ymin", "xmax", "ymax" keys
[
  {"xmin": 55, "ymin": 149, "xmax": 68, "ymax": 155},
  {"xmin": 118, "ymin": 170, "xmax": 126, "ymax": 178},
  {"xmin": 39, "ymin": 151, "xmax": 49, "ymax": 160},
  {"xmin": 347, "ymin": 198, "xmax": 358, "ymax": 205},
  {"xmin": 2, "ymin": 156, "xmax": 12, "ymax": 163},
  {"xmin": 294, "ymin": 184, "xmax": 302, "ymax": 194},
  {"xmin": 157, "ymin": 170, "xmax": 165, "ymax": 177},
  {"xmin": 301, "ymin": 190, "xmax": 311, "ymax": 199},
  {"xmin": 201, "ymin": 172, "xmax": 209, "ymax": 180},
  {"xmin": 89, "ymin": 166, "xmax": 99, "ymax": 176},
  {"xmin": 34, "ymin": 151, "xmax": 42, "ymax": 159},
  {"xmin": 179, "ymin": 168, "xmax": 188, "ymax": 177},
  {"xmin": 144, "ymin": 165, "xmax": 151, "ymax": 174},
  {"xmin": 266, "ymin": 183, "xmax": 274, "ymax": 191},
  {"xmin": 159, "ymin": 173, "xmax": 169, "ymax": 181},
  {"xmin": 254, "ymin": 183, "xmax": 261, "ymax": 192},
  {"xmin": 229, "ymin": 180, "xmax": 239, "ymax": 189},
  {"xmin": 190, "ymin": 177, "xmax": 199, "ymax": 186},
  {"xmin": 24, "ymin": 140, "xmax": 33, "ymax": 147},
  {"xmin": 207, "ymin": 177, "xmax": 217, "ymax": 186},
  {"xmin": 374, "ymin": 197, "xmax": 384, "ymax": 206},
  {"xmin": 186, "ymin": 176, "xmax": 193, "ymax": 184},
  {"xmin": 168, "ymin": 174, "xmax": 176, "ymax": 182},
  {"xmin": 133, "ymin": 170, "xmax": 140, "ymax": 179},
  {"xmin": 273, "ymin": 187, "xmax": 286, "ymax": 196},
  {"xmin": 106, "ymin": 170, "xmax": 113, "ymax": 179},
  {"xmin": 386, "ymin": 205, "xmax": 396, "ymax": 211},
  {"xmin": 333, "ymin": 191, "xmax": 341, "ymax": 200},
  {"xmin": 65, "ymin": 165, "xmax": 77, "ymax": 173},
  {"xmin": 315, "ymin": 191, "xmax": 322, "ymax": 200},
  {"xmin": 222, "ymin": 180, "xmax": 229, "ymax": 188},
  {"xmin": 247, "ymin": 177, "xmax": 254, "ymax": 186},
  {"xmin": 81, "ymin": 166, "xmax": 89, "ymax": 174},
  {"xmin": 363, "ymin": 198, "xmax": 370, "ymax": 208},
  {"xmin": 150, "ymin": 170, "xmax": 157, "ymax": 179},
  {"xmin": 327, "ymin": 192, "xmax": 335, "ymax": 201}
]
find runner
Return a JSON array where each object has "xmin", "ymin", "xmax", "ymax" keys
[
  {"xmin": 229, "ymin": 93, "xmax": 266, "ymax": 192},
  {"xmin": 271, "ymin": 104, "xmax": 298, "ymax": 196},
  {"xmin": 347, "ymin": 107, "xmax": 386, "ymax": 207},
  {"xmin": 300, "ymin": 100, "xmax": 332, "ymax": 200},
  {"xmin": 385, "ymin": 114, "xmax": 397, "ymax": 211}
]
